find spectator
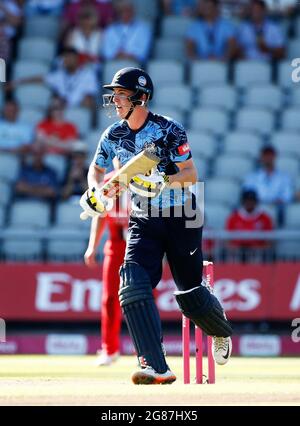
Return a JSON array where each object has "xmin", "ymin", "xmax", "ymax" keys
[
  {"xmin": 35, "ymin": 99, "xmax": 79, "ymax": 155},
  {"xmin": 14, "ymin": 147, "xmax": 58, "ymax": 203},
  {"xmin": 0, "ymin": 0, "xmax": 24, "ymax": 40},
  {"xmin": 0, "ymin": 99, "xmax": 34, "ymax": 153},
  {"xmin": 102, "ymin": 0, "xmax": 153, "ymax": 63},
  {"xmin": 25, "ymin": 0, "xmax": 64, "ymax": 16},
  {"xmin": 61, "ymin": 142, "xmax": 88, "ymax": 200},
  {"xmin": 9, "ymin": 47, "xmax": 98, "ymax": 109},
  {"xmin": 161, "ymin": 0, "xmax": 197, "ymax": 16},
  {"xmin": 185, "ymin": 0, "xmax": 238, "ymax": 61},
  {"xmin": 64, "ymin": 0, "xmax": 114, "ymax": 29},
  {"xmin": 64, "ymin": 6, "xmax": 102, "ymax": 65},
  {"xmin": 226, "ymin": 189, "xmax": 273, "ymax": 250},
  {"xmin": 238, "ymin": 0, "xmax": 285, "ymax": 60},
  {"xmin": 243, "ymin": 145, "xmax": 293, "ymax": 225}
]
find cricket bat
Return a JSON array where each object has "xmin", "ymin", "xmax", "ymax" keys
[{"xmin": 80, "ymin": 147, "xmax": 160, "ymax": 220}]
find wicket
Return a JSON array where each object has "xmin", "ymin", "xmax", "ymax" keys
[{"xmin": 182, "ymin": 261, "xmax": 215, "ymax": 384}]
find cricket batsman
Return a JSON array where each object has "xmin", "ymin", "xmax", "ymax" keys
[{"xmin": 80, "ymin": 67, "xmax": 232, "ymax": 384}]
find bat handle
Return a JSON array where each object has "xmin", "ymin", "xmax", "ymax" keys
[{"xmin": 80, "ymin": 211, "xmax": 89, "ymax": 221}]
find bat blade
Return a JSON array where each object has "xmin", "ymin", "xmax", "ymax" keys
[{"xmin": 101, "ymin": 148, "xmax": 160, "ymax": 199}]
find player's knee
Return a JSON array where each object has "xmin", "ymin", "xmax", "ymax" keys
[
  {"xmin": 118, "ymin": 261, "xmax": 153, "ymax": 307},
  {"xmin": 175, "ymin": 285, "xmax": 233, "ymax": 337}
]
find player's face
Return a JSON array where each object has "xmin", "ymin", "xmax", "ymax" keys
[{"xmin": 113, "ymin": 88, "xmax": 134, "ymax": 118}]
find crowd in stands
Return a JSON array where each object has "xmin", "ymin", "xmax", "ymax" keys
[{"xmin": 0, "ymin": 0, "xmax": 300, "ymax": 261}]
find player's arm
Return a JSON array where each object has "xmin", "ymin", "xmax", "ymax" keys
[
  {"xmin": 84, "ymin": 215, "xmax": 107, "ymax": 268},
  {"xmin": 168, "ymin": 158, "xmax": 198, "ymax": 188},
  {"xmin": 80, "ymin": 164, "xmax": 108, "ymax": 220},
  {"xmin": 87, "ymin": 163, "xmax": 106, "ymax": 189}
]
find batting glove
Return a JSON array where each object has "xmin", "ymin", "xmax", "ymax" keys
[
  {"xmin": 129, "ymin": 170, "xmax": 170, "ymax": 198},
  {"xmin": 79, "ymin": 187, "xmax": 113, "ymax": 220}
]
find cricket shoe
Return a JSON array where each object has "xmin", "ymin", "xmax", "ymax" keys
[
  {"xmin": 131, "ymin": 366, "xmax": 176, "ymax": 385},
  {"xmin": 212, "ymin": 336, "xmax": 232, "ymax": 365},
  {"xmin": 95, "ymin": 350, "xmax": 120, "ymax": 366}
]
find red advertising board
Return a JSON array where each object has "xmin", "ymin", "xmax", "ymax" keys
[{"xmin": 0, "ymin": 262, "xmax": 299, "ymax": 321}]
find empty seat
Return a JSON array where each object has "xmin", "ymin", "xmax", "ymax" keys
[
  {"xmin": 2, "ymin": 239, "xmax": 43, "ymax": 261},
  {"xmin": 24, "ymin": 16, "xmax": 60, "ymax": 39},
  {"xmin": 190, "ymin": 108, "xmax": 229, "ymax": 135},
  {"xmin": 271, "ymin": 132, "xmax": 300, "ymax": 157},
  {"xmin": 281, "ymin": 108, "xmax": 300, "ymax": 132},
  {"xmin": 0, "ymin": 153, "xmax": 20, "ymax": 183},
  {"xmin": 151, "ymin": 107, "xmax": 185, "ymax": 124},
  {"xmin": 187, "ymin": 131, "xmax": 217, "ymax": 158},
  {"xmin": 289, "ymin": 88, "xmax": 300, "ymax": 107},
  {"xmin": 132, "ymin": 0, "xmax": 158, "ymax": 21},
  {"xmin": 147, "ymin": 60, "xmax": 184, "ymax": 86},
  {"xmin": 18, "ymin": 38, "xmax": 56, "ymax": 64},
  {"xmin": 235, "ymin": 108, "xmax": 275, "ymax": 135},
  {"xmin": 288, "ymin": 39, "xmax": 300, "ymax": 59},
  {"xmin": 214, "ymin": 154, "xmax": 254, "ymax": 180},
  {"xmin": 205, "ymin": 178, "xmax": 240, "ymax": 207},
  {"xmin": 13, "ymin": 60, "xmax": 49, "ymax": 80},
  {"xmin": 47, "ymin": 239, "xmax": 87, "ymax": 261},
  {"xmin": 102, "ymin": 60, "xmax": 139, "ymax": 85},
  {"xmin": 259, "ymin": 203, "xmax": 278, "ymax": 227},
  {"xmin": 276, "ymin": 156, "xmax": 299, "ymax": 179},
  {"xmin": 15, "ymin": 84, "xmax": 51, "ymax": 110},
  {"xmin": 199, "ymin": 85, "xmax": 237, "ymax": 111},
  {"xmin": 153, "ymin": 38, "xmax": 185, "ymax": 61},
  {"xmin": 153, "ymin": 84, "xmax": 192, "ymax": 111},
  {"xmin": 44, "ymin": 155, "xmax": 67, "ymax": 183},
  {"xmin": 235, "ymin": 61, "xmax": 271, "ymax": 88},
  {"xmin": 223, "ymin": 132, "xmax": 263, "ymax": 158},
  {"xmin": 0, "ymin": 180, "xmax": 11, "ymax": 206},
  {"xmin": 193, "ymin": 157, "xmax": 208, "ymax": 180},
  {"xmin": 0, "ymin": 206, "xmax": 5, "ymax": 227},
  {"xmin": 18, "ymin": 108, "xmax": 45, "ymax": 126},
  {"xmin": 190, "ymin": 61, "xmax": 227, "ymax": 88},
  {"xmin": 161, "ymin": 16, "xmax": 192, "ymax": 38},
  {"xmin": 10, "ymin": 200, "xmax": 51, "ymax": 228},
  {"xmin": 278, "ymin": 60, "xmax": 298, "ymax": 89},
  {"xmin": 55, "ymin": 201, "xmax": 85, "ymax": 228},
  {"xmin": 204, "ymin": 202, "xmax": 231, "ymax": 229},
  {"xmin": 65, "ymin": 107, "xmax": 91, "ymax": 137},
  {"xmin": 244, "ymin": 85, "xmax": 283, "ymax": 111}
]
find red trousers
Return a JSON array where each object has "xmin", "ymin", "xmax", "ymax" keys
[{"xmin": 101, "ymin": 240, "xmax": 126, "ymax": 355}]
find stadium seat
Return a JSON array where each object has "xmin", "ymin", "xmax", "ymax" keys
[
  {"xmin": 214, "ymin": 154, "xmax": 254, "ymax": 180},
  {"xmin": 190, "ymin": 108, "xmax": 229, "ymax": 135},
  {"xmin": 153, "ymin": 38, "xmax": 185, "ymax": 61},
  {"xmin": 204, "ymin": 202, "xmax": 231, "ymax": 229},
  {"xmin": 192, "ymin": 157, "xmax": 208, "ymax": 180},
  {"xmin": 289, "ymin": 87, "xmax": 300, "ymax": 107},
  {"xmin": 205, "ymin": 178, "xmax": 240, "ymax": 208},
  {"xmin": 244, "ymin": 85, "xmax": 283, "ymax": 111},
  {"xmin": 235, "ymin": 108, "xmax": 275, "ymax": 135},
  {"xmin": 13, "ymin": 60, "xmax": 49, "ymax": 80},
  {"xmin": 234, "ymin": 61, "xmax": 271, "ymax": 89},
  {"xmin": 151, "ymin": 107, "xmax": 185, "ymax": 124},
  {"xmin": 55, "ymin": 201, "xmax": 87, "ymax": 228},
  {"xmin": 147, "ymin": 60, "xmax": 184, "ymax": 86},
  {"xmin": 187, "ymin": 131, "xmax": 217, "ymax": 159},
  {"xmin": 259, "ymin": 203, "xmax": 278, "ymax": 227},
  {"xmin": 44, "ymin": 155, "xmax": 67, "ymax": 183},
  {"xmin": 24, "ymin": 16, "xmax": 60, "ymax": 39},
  {"xmin": 161, "ymin": 16, "xmax": 192, "ymax": 38},
  {"xmin": 199, "ymin": 85, "xmax": 237, "ymax": 111},
  {"xmin": 132, "ymin": 0, "xmax": 158, "ymax": 21},
  {"xmin": 223, "ymin": 132, "xmax": 263, "ymax": 158},
  {"xmin": 276, "ymin": 155, "xmax": 299, "ymax": 180},
  {"xmin": 271, "ymin": 132, "xmax": 300, "ymax": 157},
  {"xmin": 2, "ymin": 239, "xmax": 43, "ymax": 261},
  {"xmin": 102, "ymin": 60, "xmax": 139, "ymax": 85},
  {"xmin": 190, "ymin": 61, "xmax": 227, "ymax": 88},
  {"xmin": 277, "ymin": 61, "xmax": 298, "ymax": 89},
  {"xmin": 281, "ymin": 108, "xmax": 300, "ymax": 132},
  {"xmin": 0, "ymin": 180, "xmax": 11, "ymax": 206},
  {"xmin": 288, "ymin": 39, "xmax": 300, "ymax": 59},
  {"xmin": 47, "ymin": 239, "xmax": 87, "ymax": 261},
  {"xmin": 0, "ymin": 154, "xmax": 20, "ymax": 183},
  {"xmin": 19, "ymin": 108, "xmax": 45, "ymax": 127},
  {"xmin": 18, "ymin": 38, "xmax": 56, "ymax": 64},
  {"xmin": 15, "ymin": 84, "xmax": 51, "ymax": 110},
  {"xmin": 153, "ymin": 84, "xmax": 192, "ymax": 111},
  {"xmin": 10, "ymin": 200, "xmax": 51, "ymax": 228},
  {"xmin": 276, "ymin": 203, "xmax": 300, "ymax": 258},
  {"xmin": 0, "ymin": 206, "xmax": 5, "ymax": 227},
  {"xmin": 65, "ymin": 107, "xmax": 92, "ymax": 137}
]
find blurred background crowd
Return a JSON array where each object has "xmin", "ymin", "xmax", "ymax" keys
[{"xmin": 0, "ymin": 0, "xmax": 300, "ymax": 263}]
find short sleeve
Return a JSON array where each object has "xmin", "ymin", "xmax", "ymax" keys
[
  {"xmin": 168, "ymin": 121, "xmax": 192, "ymax": 163},
  {"xmin": 93, "ymin": 131, "xmax": 114, "ymax": 169}
]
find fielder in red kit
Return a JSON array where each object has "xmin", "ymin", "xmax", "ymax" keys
[{"xmin": 84, "ymin": 171, "xmax": 127, "ymax": 366}]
